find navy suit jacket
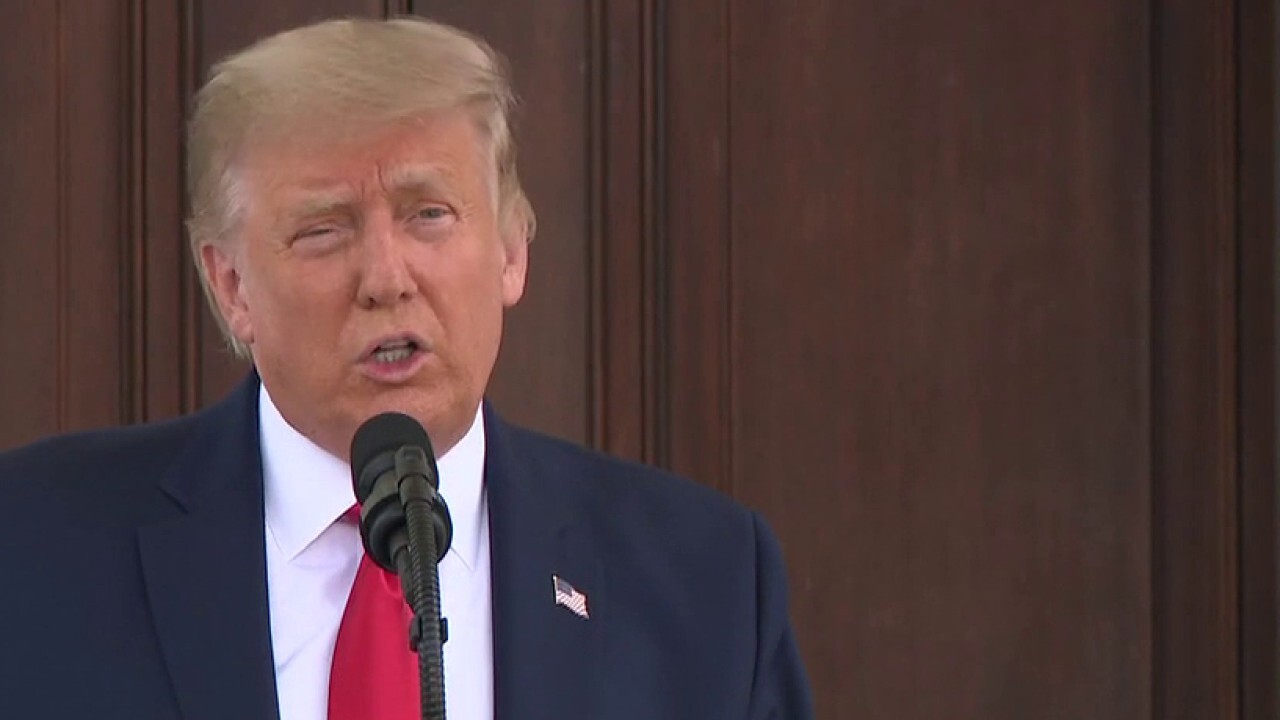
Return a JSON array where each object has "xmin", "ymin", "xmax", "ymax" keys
[{"xmin": 0, "ymin": 376, "xmax": 812, "ymax": 719}]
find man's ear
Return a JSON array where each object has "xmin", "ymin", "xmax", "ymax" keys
[
  {"xmin": 499, "ymin": 217, "xmax": 530, "ymax": 308},
  {"xmin": 199, "ymin": 242, "xmax": 255, "ymax": 346}
]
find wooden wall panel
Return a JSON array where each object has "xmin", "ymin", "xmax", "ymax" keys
[
  {"xmin": 1152, "ymin": 0, "xmax": 1240, "ymax": 717},
  {"xmin": 666, "ymin": 0, "xmax": 733, "ymax": 491},
  {"xmin": 0, "ymin": 2, "xmax": 61, "ymax": 446},
  {"xmin": 710, "ymin": 2, "xmax": 1151, "ymax": 717},
  {"xmin": 1238, "ymin": 0, "xmax": 1278, "ymax": 716},
  {"xmin": 0, "ymin": 0, "xmax": 126, "ymax": 445},
  {"xmin": 63, "ymin": 0, "xmax": 128, "ymax": 431},
  {"xmin": 413, "ymin": 1, "xmax": 594, "ymax": 445}
]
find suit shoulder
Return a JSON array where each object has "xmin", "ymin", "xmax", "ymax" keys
[{"xmin": 0, "ymin": 415, "xmax": 202, "ymax": 500}]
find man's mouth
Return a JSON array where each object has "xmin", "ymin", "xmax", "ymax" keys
[{"xmin": 369, "ymin": 338, "xmax": 420, "ymax": 364}]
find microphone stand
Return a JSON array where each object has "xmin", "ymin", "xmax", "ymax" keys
[{"xmin": 392, "ymin": 448, "xmax": 449, "ymax": 720}]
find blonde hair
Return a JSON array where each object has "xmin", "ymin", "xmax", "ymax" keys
[{"xmin": 186, "ymin": 17, "xmax": 535, "ymax": 357}]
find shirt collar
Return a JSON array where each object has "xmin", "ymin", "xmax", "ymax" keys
[{"xmin": 260, "ymin": 384, "xmax": 487, "ymax": 572}]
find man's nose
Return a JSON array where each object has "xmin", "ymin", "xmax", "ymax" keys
[{"xmin": 356, "ymin": 223, "xmax": 417, "ymax": 308}]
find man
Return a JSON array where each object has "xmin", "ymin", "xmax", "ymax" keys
[{"xmin": 0, "ymin": 17, "xmax": 812, "ymax": 720}]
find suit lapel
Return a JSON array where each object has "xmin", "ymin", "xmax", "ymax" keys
[
  {"xmin": 485, "ymin": 407, "xmax": 602, "ymax": 720},
  {"xmin": 137, "ymin": 377, "xmax": 279, "ymax": 720}
]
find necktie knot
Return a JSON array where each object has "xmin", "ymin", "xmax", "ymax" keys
[{"xmin": 342, "ymin": 504, "xmax": 360, "ymax": 526}]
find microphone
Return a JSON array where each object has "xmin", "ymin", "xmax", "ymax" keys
[
  {"xmin": 350, "ymin": 412, "xmax": 453, "ymax": 570},
  {"xmin": 349, "ymin": 411, "xmax": 453, "ymax": 720}
]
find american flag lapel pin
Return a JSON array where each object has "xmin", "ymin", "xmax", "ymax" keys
[{"xmin": 552, "ymin": 574, "xmax": 590, "ymax": 620}]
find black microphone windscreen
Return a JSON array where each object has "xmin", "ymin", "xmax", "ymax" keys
[{"xmin": 350, "ymin": 412, "xmax": 433, "ymax": 499}]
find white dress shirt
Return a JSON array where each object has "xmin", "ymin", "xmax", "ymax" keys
[{"xmin": 260, "ymin": 385, "xmax": 493, "ymax": 720}]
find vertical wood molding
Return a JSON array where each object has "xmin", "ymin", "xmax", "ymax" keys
[
  {"xmin": 182, "ymin": 0, "xmax": 203, "ymax": 413},
  {"xmin": 587, "ymin": 0, "xmax": 609, "ymax": 451},
  {"xmin": 131, "ymin": 0, "xmax": 196, "ymax": 422},
  {"xmin": 1151, "ymin": 0, "xmax": 1241, "ymax": 716},
  {"xmin": 55, "ymin": 0, "xmax": 69, "ymax": 430},
  {"xmin": 125, "ymin": 0, "xmax": 146, "ymax": 424},
  {"xmin": 642, "ymin": 0, "xmax": 669, "ymax": 467},
  {"xmin": 1238, "ymin": 0, "xmax": 1277, "ymax": 716},
  {"xmin": 664, "ymin": 0, "xmax": 733, "ymax": 494},
  {"xmin": 589, "ymin": 0, "xmax": 671, "ymax": 465},
  {"xmin": 593, "ymin": 0, "xmax": 651, "ymax": 462}
]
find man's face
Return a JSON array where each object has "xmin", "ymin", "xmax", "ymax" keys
[{"xmin": 201, "ymin": 110, "xmax": 528, "ymax": 459}]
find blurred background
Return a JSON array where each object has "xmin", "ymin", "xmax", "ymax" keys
[{"xmin": 0, "ymin": 1, "xmax": 1275, "ymax": 718}]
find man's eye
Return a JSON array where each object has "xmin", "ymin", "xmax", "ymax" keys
[
  {"xmin": 296, "ymin": 226, "xmax": 335, "ymax": 239},
  {"xmin": 416, "ymin": 206, "xmax": 451, "ymax": 221}
]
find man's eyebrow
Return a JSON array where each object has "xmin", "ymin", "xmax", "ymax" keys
[
  {"xmin": 281, "ymin": 189, "xmax": 358, "ymax": 220},
  {"xmin": 381, "ymin": 165, "xmax": 463, "ymax": 196}
]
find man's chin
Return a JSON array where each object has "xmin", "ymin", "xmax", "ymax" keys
[{"xmin": 349, "ymin": 391, "xmax": 474, "ymax": 452}]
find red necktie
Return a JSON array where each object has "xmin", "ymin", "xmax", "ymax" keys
[{"xmin": 328, "ymin": 509, "xmax": 420, "ymax": 720}]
